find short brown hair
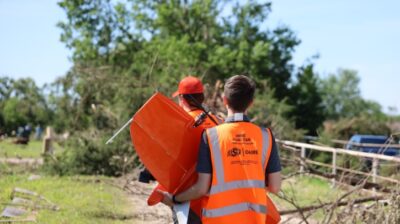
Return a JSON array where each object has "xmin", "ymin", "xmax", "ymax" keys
[{"xmin": 224, "ymin": 75, "xmax": 256, "ymax": 112}]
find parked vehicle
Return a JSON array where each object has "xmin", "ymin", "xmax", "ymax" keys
[{"xmin": 345, "ymin": 135, "xmax": 399, "ymax": 157}]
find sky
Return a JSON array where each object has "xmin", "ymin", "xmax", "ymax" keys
[{"xmin": 0, "ymin": 0, "xmax": 399, "ymax": 114}]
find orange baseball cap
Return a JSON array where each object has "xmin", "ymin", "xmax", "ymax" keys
[{"xmin": 172, "ymin": 76, "xmax": 204, "ymax": 97}]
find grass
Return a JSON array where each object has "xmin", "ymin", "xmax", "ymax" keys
[
  {"xmin": 270, "ymin": 175, "xmax": 364, "ymax": 221},
  {"xmin": 0, "ymin": 141, "xmax": 136, "ymax": 223},
  {"xmin": 0, "ymin": 174, "xmax": 135, "ymax": 223},
  {"xmin": 272, "ymin": 175, "xmax": 342, "ymax": 207},
  {"xmin": 0, "ymin": 139, "xmax": 62, "ymax": 158}
]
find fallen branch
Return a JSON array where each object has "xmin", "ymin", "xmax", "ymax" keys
[
  {"xmin": 278, "ymin": 184, "xmax": 314, "ymax": 224},
  {"xmin": 280, "ymin": 195, "xmax": 384, "ymax": 215}
]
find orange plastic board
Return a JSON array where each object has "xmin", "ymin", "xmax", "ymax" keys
[
  {"xmin": 130, "ymin": 93, "xmax": 203, "ymax": 193},
  {"xmin": 147, "ymin": 185, "xmax": 166, "ymax": 206},
  {"xmin": 266, "ymin": 195, "xmax": 281, "ymax": 224}
]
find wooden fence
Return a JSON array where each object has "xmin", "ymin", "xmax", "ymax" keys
[
  {"xmin": 331, "ymin": 139, "xmax": 400, "ymax": 149},
  {"xmin": 277, "ymin": 140, "xmax": 400, "ymax": 186},
  {"xmin": 303, "ymin": 136, "xmax": 400, "ymax": 149}
]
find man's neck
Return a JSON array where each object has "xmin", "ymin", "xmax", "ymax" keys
[
  {"xmin": 227, "ymin": 109, "xmax": 245, "ymax": 117},
  {"xmin": 183, "ymin": 105, "xmax": 199, "ymax": 112}
]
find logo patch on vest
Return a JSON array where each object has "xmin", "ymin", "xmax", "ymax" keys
[
  {"xmin": 227, "ymin": 147, "xmax": 241, "ymax": 157},
  {"xmin": 244, "ymin": 149, "xmax": 258, "ymax": 155},
  {"xmin": 227, "ymin": 148, "xmax": 258, "ymax": 157}
]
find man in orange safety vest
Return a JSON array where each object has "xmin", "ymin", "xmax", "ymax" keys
[{"xmin": 160, "ymin": 75, "xmax": 282, "ymax": 224}]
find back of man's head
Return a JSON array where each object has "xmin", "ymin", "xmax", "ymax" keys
[{"xmin": 224, "ymin": 75, "xmax": 256, "ymax": 112}]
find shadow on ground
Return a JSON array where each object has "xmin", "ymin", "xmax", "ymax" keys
[{"xmin": 87, "ymin": 211, "xmax": 136, "ymax": 221}]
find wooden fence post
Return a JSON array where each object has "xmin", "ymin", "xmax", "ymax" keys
[
  {"xmin": 332, "ymin": 149, "xmax": 337, "ymax": 187},
  {"xmin": 300, "ymin": 147, "xmax": 306, "ymax": 173},
  {"xmin": 372, "ymin": 158, "xmax": 379, "ymax": 192}
]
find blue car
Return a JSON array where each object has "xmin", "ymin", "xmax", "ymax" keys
[{"xmin": 345, "ymin": 135, "xmax": 399, "ymax": 157}]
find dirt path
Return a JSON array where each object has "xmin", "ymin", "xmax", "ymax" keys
[
  {"xmin": 119, "ymin": 177, "xmax": 316, "ymax": 224},
  {"xmin": 121, "ymin": 179, "xmax": 174, "ymax": 224},
  {"xmin": 0, "ymin": 157, "xmax": 43, "ymax": 165}
]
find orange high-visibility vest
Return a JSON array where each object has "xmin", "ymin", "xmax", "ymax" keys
[
  {"xmin": 188, "ymin": 109, "xmax": 221, "ymax": 129},
  {"xmin": 202, "ymin": 120, "xmax": 273, "ymax": 224}
]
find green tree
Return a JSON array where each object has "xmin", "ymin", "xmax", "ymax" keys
[
  {"xmin": 52, "ymin": 0, "xmax": 309, "ymax": 135},
  {"xmin": 319, "ymin": 69, "xmax": 389, "ymax": 139},
  {"xmin": 323, "ymin": 116, "xmax": 391, "ymax": 140},
  {"xmin": 2, "ymin": 98, "xmax": 27, "ymax": 130},
  {"xmin": 50, "ymin": 0, "xmax": 311, "ymax": 175},
  {"xmin": 57, "ymin": 0, "xmax": 301, "ymax": 97},
  {"xmin": 249, "ymin": 81, "xmax": 304, "ymax": 140},
  {"xmin": 0, "ymin": 77, "xmax": 51, "ymax": 133},
  {"xmin": 0, "ymin": 77, "xmax": 13, "ymax": 101},
  {"xmin": 0, "ymin": 77, "xmax": 13, "ymax": 130},
  {"xmin": 289, "ymin": 64, "xmax": 325, "ymax": 135},
  {"xmin": 321, "ymin": 69, "xmax": 384, "ymax": 120}
]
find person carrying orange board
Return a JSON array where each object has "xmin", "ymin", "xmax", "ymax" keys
[
  {"xmin": 172, "ymin": 76, "xmax": 221, "ymax": 129},
  {"xmin": 148, "ymin": 76, "xmax": 221, "ymax": 224},
  {"xmin": 159, "ymin": 75, "xmax": 282, "ymax": 224}
]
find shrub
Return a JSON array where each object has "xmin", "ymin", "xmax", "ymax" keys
[{"xmin": 42, "ymin": 129, "xmax": 136, "ymax": 176}]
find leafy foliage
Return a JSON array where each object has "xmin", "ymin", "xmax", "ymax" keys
[
  {"xmin": 248, "ymin": 80, "xmax": 305, "ymax": 140},
  {"xmin": 43, "ymin": 129, "xmax": 135, "ymax": 176},
  {"xmin": 43, "ymin": 0, "xmax": 308, "ymax": 175},
  {"xmin": 318, "ymin": 69, "xmax": 390, "ymax": 139},
  {"xmin": 0, "ymin": 77, "xmax": 51, "ymax": 133},
  {"xmin": 288, "ymin": 64, "xmax": 325, "ymax": 135},
  {"xmin": 320, "ymin": 69, "xmax": 385, "ymax": 120},
  {"xmin": 322, "ymin": 116, "xmax": 391, "ymax": 140}
]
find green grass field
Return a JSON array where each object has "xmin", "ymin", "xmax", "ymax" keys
[
  {"xmin": 0, "ymin": 174, "xmax": 134, "ymax": 224},
  {"xmin": 0, "ymin": 139, "xmax": 61, "ymax": 158}
]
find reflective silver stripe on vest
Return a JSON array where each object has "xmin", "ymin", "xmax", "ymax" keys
[
  {"xmin": 209, "ymin": 179, "xmax": 265, "ymax": 195},
  {"xmin": 208, "ymin": 127, "xmax": 224, "ymax": 183},
  {"xmin": 261, "ymin": 128, "xmax": 270, "ymax": 168},
  {"xmin": 203, "ymin": 202, "xmax": 267, "ymax": 218}
]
